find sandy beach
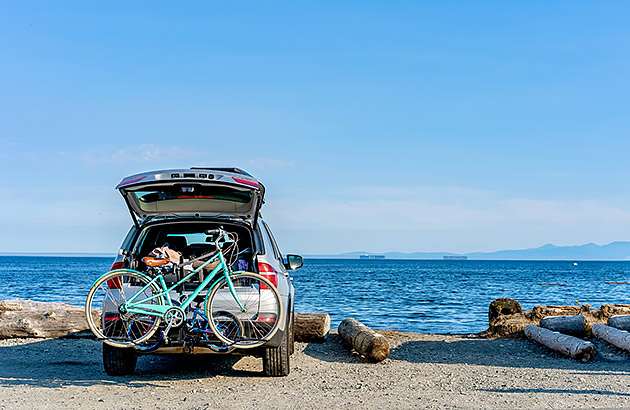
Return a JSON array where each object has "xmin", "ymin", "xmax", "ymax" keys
[{"xmin": 1, "ymin": 330, "xmax": 629, "ymax": 409}]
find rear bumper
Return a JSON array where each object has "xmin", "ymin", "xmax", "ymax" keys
[
  {"xmin": 133, "ymin": 288, "xmax": 291, "ymax": 356},
  {"xmin": 136, "ymin": 328, "xmax": 285, "ymax": 356}
]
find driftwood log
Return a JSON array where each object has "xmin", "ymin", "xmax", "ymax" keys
[
  {"xmin": 524, "ymin": 324, "xmax": 596, "ymax": 361},
  {"xmin": 608, "ymin": 315, "xmax": 630, "ymax": 331},
  {"xmin": 0, "ymin": 299, "xmax": 90, "ymax": 339},
  {"xmin": 294, "ymin": 312, "xmax": 330, "ymax": 342},
  {"xmin": 338, "ymin": 318, "xmax": 389, "ymax": 362},
  {"xmin": 488, "ymin": 298, "xmax": 522, "ymax": 322},
  {"xmin": 592, "ymin": 323, "xmax": 630, "ymax": 351},
  {"xmin": 0, "ymin": 299, "xmax": 331, "ymax": 343},
  {"xmin": 539, "ymin": 315, "xmax": 585, "ymax": 337},
  {"xmin": 483, "ymin": 298, "xmax": 630, "ymax": 338}
]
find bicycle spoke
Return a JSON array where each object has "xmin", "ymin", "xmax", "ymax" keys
[
  {"xmin": 206, "ymin": 273, "xmax": 282, "ymax": 348},
  {"xmin": 86, "ymin": 270, "xmax": 164, "ymax": 347}
]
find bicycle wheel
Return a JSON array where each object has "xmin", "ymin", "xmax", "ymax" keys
[
  {"xmin": 131, "ymin": 323, "xmax": 164, "ymax": 352},
  {"xmin": 85, "ymin": 270, "xmax": 164, "ymax": 348},
  {"xmin": 205, "ymin": 273, "xmax": 283, "ymax": 348},
  {"xmin": 207, "ymin": 311, "xmax": 241, "ymax": 352}
]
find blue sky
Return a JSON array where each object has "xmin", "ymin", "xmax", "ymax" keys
[{"xmin": 1, "ymin": 2, "xmax": 629, "ymax": 254}]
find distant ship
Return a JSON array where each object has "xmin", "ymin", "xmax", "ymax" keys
[
  {"xmin": 443, "ymin": 255, "xmax": 467, "ymax": 260},
  {"xmin": 359, "ymin": 254, "xmax": 385, "ymax": 259}
]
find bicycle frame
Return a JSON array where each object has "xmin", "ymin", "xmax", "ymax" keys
[
  {"xmin": 122, "ymin": 247, "xmax": 247, "ymax": 319},
  {"xmin": 187, "ymin": 307, "xmax": 212, "ymax": 336}
]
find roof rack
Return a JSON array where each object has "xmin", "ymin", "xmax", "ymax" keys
[{"xmin": 190, "ymin": 167, "xmax": 253, "ymax": 177}]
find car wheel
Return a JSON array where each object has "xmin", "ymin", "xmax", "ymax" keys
[
  {"xmin": 103, "ymin": 343, "xmax": 137, "ymax": 376},
  {"xmin": 262, "ymin": 319, "xmax": 290, "ymax": 377}
]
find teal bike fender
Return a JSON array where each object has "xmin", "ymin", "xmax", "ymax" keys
[{"xmin": 203, "ymin": 272, "xmax": 249, "ymax": 313}]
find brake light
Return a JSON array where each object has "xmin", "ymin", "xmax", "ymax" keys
[
  {"xmin": 257, "ymin": 262, "xmax": 278, "ymax": 290},
  {"xmin": 115, "ymin": 175, "xmax": 147, "ymax": 188},
  {"xmin": 107, "ymin": 261, "xmax": 124, "ymax": 289},
  {"xmin": 107, "ymin": 277, "xmax": 122, "ymax": 289},
  {"xmin": 232, "ymin": 177, "xmax": 259, "ymax": 188},
  {"xmin": 256, "ymin": 317, "xmax": 277, "ymax": 322}
]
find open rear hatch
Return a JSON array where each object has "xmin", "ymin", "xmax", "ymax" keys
[{"xmin": 116, "ymin": 168, "xmax": 265, "ymax": 227}]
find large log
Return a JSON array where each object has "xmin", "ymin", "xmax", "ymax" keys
[
  {"xmin": 524, "ymin": 325, "xmax": 596, "ymax": 361},
  {"xmin": 0, "ymin": 299, "xmax": 90, "ymax": 339},
  {"xmin": 539, "ymin": 315, "xmax": 585, "ymax": 336},
  {"xmin": 482, "ymin": 300, "xmax": 630, "ymax": 338},
  {"xmin": 607, "ymin": 315, "xmax": 630, "ymax": 331},
  {"xmin": 294, "ymin": 312, "xmax": 330, "ymax": 342},
  {"xmin": 592, "ymin": 323, "xmax": 630, "ymax": 351},
  {"xmin": 488, "ymin": 298, "xmax": 522, "ymax": 323},
  {"xmin": 530, "ymin": 304, "xmax": 591, "ymax": 319},
  {"xmin": 338, "ymin": 318, "xmax": 389, "ymax": 362},
  {"xmin": 0, "ymin": 299, "xmax": 330, "ymax": 342},
  {"xmin": 594, "ymin": 304, "xmax": 630, "ymax": 318}
]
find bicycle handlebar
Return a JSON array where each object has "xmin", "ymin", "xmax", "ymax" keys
[
  {"xmin": 177, "ymin": 228, "xmax": 233, "ymax": 267},
  {"xmin": 204, "ymin": 228, "xmax": 223, "ymax": 236},
  {"xmin": 204, "ymin": 227, "xmax": 234, "ymax": 247}
]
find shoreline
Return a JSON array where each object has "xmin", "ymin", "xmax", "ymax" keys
[
  {"xmin": 1, "ymin": 330, "xmax": 629, "ymax": 409},
  {"xmin": 4, "ymin": 253, "xmax": 630, "ymax": 261}
]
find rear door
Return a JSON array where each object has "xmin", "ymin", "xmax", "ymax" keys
[{"xmin": 116, "ymin": 169, "xmax": 265, "ymax": 226}]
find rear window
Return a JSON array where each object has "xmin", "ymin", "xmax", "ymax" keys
[
  {"xmin": 166, "ymin": 233, "xmax": 207, "ymax": 246},
  {"xmin": 134, "ymin": 222, "xmax": 253, "ymax": 260},
  {"xmin": 130, "ymin": 184, "xmax": 253, "ymax": 214}
]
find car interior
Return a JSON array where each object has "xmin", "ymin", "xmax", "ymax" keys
[{"xmin": 129, "ymin": 221, "xmax": 255, "ymax": 287}]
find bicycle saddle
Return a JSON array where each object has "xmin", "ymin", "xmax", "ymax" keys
[{"xmin": 142, "ymin": 256, "xmax": 170, "ymax": 267}]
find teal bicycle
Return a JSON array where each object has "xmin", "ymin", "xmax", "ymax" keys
[{"xmin": 85, "ymin": 228, "xmax": 283, "ymax": 350}]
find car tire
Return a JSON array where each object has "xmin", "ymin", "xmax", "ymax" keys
[
  {"xmin": 289, "ymin": 308, "xmax": 295, "ymax": 356},
  {"xmin": 103, "ymin": 343, "xmax": 137, "ymax": 376},
  {"xmin": 262, "ymin": 319, "xmax": 290, "ymax": 377}
]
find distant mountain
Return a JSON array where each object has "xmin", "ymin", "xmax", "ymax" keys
[
  {"xmin": 307, "ymin": 241, "xmax": 630, "ymax": 260},
  {"xmin": 464, "ymin": 242, "xmax": 630, "ymax": 260}
]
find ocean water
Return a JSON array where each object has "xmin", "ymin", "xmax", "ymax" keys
[{"xmin": 1, "ymin": 256, "xmax": 629, "ymax": 334}]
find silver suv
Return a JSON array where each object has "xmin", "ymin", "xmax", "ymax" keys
[{"xmin": 103, "ymin": 167, "xmax": 302, "ymax": 377}]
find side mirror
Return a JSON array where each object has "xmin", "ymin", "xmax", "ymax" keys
[{"xmin": 285, "ymin": 254, "xmax": 303, "ymax": 270}]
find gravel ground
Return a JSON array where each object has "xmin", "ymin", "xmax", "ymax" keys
[{"xmin": 1, "ymin": 331, "xmax": 629, "ymax": 409}]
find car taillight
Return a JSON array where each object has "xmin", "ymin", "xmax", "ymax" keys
[
  {"xmin": 107, "ymin": 261, "xmax": 124, "ymax": 289},
  {"xmin": 257, "ymin": 262, "xmax": 278, "ymax": 290},
  {"xmin": 232, "ymin": 176, "xmax": 259, "ymax": 188},
  {"xmin": 107, "ymin": 277, "xmax": 122, "ymax": 289}
]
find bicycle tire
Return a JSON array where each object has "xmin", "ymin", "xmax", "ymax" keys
[
  {"xmin": 206, "ymin": 311, "xmax": 241, "ymax": 353},
  {"xmin": 205, "ymin": 272, "xmax": 283, "ymax": 348},
  {"xmin": 85, "ymin": 269, "xmax": 164, "ymax": 348}
]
